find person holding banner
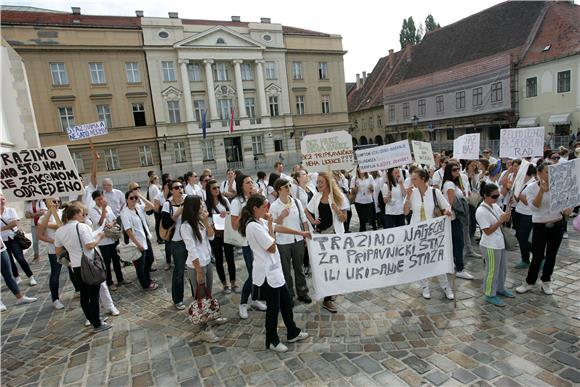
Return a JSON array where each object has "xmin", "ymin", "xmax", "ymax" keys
[
  {"xmin": 350, "ymin": 167, "xmax": 375, "ymax": 232},
  {"xmin": 517, "ymin": 161, "xmax": 573, "ymax": 295},
  {"xmin": 381, "ymin": 168, "xmax": 406, "ymax": 229},
  {"xmin": 239, "ymin": 194, "xmax": 310, "ymax": 352},
  {"xmin": 513, "ymin": 164, "xmax": 536, "ymax": 269},
  {"xmin": 403, "ymin": 169, "xmax": 455, "ymax": 300}
]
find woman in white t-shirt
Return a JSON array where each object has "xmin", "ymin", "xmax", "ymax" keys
[
  {"xmin": 475, "ymin": 182, "xmax": 513, "ymax": 307},
  {"xmin": 381, "ymin": 168, "xmax": 406, "ymax": 229},
  {"xmin": 147, "ymin": 174, "xmax": 163, "ymax": 244},
  {"xmin": 239, "ymin": 194, "xmax": 310, "ymax": 353},
  {"xmin": 24, "ymin": 199, "xmax": 46, "ymax": 262},
  {"xmin": 512, "ymin": 164, "xmax": 536, "ymax": 269},
  {"xmin": 155, "ymin": 179, "xmax": 173, "ymax": 268},
  {"xmin": 350, "ymin": 168, "xmax": 375, "ymax": 232}
]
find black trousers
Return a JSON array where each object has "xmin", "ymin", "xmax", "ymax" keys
[
  {"xmin": 513, "ymin": 212, "xmax": 533, "ymax": 263},
  {"xmin": 98, "ymin": 243, "xmax": 124, "ymax": 285},
  {"xmin": 263, "ymin": 280, "xmax": 301, "ymax": 348},
  {"xmin": 5, "ymin": 238, "xmax": 33, "ymax": 278},
  {"xmin": 344, "ymin": 209, "xmax": 352, "ymax": 233},
  {"xmin": 153, "ymin": 211, "xmax": 162, "ymax": 242},
  {"xmin": 526, "ymin": 222, "xmax": 564, "ymax": 285},
  {"xmin": 384, "ymin": 214, "xmax": 405, "ymax": 229},
  {"xmin": 73, "ymin": 267, "xmax": 102, "ymax": 328},
  {"xmin": 210, "ymin": 236, "xmax": 236, "ymax": 283},
  {"xmin": 354, "ymin": 202, "xmax": 374, "ymax": 232}
]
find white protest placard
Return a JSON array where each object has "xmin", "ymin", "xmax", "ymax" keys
[
  {"xmin": 355, "ymin": 140, "xmax": 413, "ymax": 173},
  {"xmin": 411, "ymin": 140, "xmax": 435, "ymax": 167},
  {"xmin": 301, "ymin": 131, "xmax": 354, "ymax": 172},
  {"xmin": 212, "ymin": 214, "xmax": 225, "ymax": 231},
  {"xmin": 513, "ymin": 159, "xmax": 531, "ymax": 198},
  {"xmin": 453, "ymin": 133, "xmax": 480, "ymax": 160},
  {"xmin": 499, "ymin": 127, "xmax": 544, "ymax": 158},
  {"xmin": 67, "ymin": 121, "xmax": 108, "ymax": 141},
  {"xmin": 549, "ymin": 159, "xmax": 580, "ymax": 212},
  {"xmin": 307, "ymin": 216, "xmax": 453, "ymax": 301},
  {"xmin": 0, "ymin": 145, "xmax": 83, "ymax": 202}
]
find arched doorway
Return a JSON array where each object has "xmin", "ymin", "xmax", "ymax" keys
[
  {"xmin": 374, "ymin": 135, "xmax": 384, "ymax": 145},
  {"xmin": 359, "ymin": 136, "xmax": 368, "ymax": 145},
  {"xmin": 352, "ymin": 137, "xmax": 358, "ymax": 147}
]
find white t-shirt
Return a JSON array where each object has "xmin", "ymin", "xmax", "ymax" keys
[
  {"xmin": 54, "ymin": 221, "xmax": 96, "ymax": 268},
  {"xmin": 373, "ymin": 176, "xmax": 385, "ymax": 213},
  {"xmin": 185, "ymin": 183, "xmax": 203, "ymax": 197},
  {"xmin": 267, "ymin": 186, "xmax": 277, "ymax": 204},
  {"xmin": 382, "ymin": 182, "xmax": 406, "ymax": 215},
  {"xmin": 39, "ymin": 209, "xmax": 63, "ymax": 254},
  {"xmin": 162, "ymin": 200, "xmax": 183, "ymax": 242},
  {"xmin": 103, "ymin": 188, "xmax": 125, "ymax": 217},
  {"xmin": 350, "ymin": 175, "xmax": 375, "ymax": 204},
  {"xmin": 88, "ymin": 205, "xmax": 117, "ymax": 246},
  {"xmin": 221, "ymin": 180, "xmax": 237, "ymax": 196},
  {"xmin": 307, "ymin": 192, "xmax": 350, "ymax": 234},
  {"xmin": 25, "ymin": 201, "xmax": 47, "ymax": 226},
  {"xmin": 229, "ymin": 196, "xmax": 248, "ymax": 246},
  {"xmin": 408, "ymin": 187, "xmax": 451, "ymax": 225},
  {"xmin": 181, "ymin": 222, "xmax": 214, "ymax": 268},
  {"xmin": 0, "ymin": 207, "xmax": 19, "ymax": 241},
  {"xmin": 120, "ymin": 205, "xmax": 150, "ymax": 250},
  {"xmin": 522, "ymin": 182, "xmax": 563, "ymax": 223},
  {"xmin": 148, "ymin": 184, "xmax": 161, "ymax": 204},
  {"xmin": 270, "ymin": 198, "xmax": 305, "ymax": 244},
  {"xmin": 476, "ymin": 203, "xmax": 505, "ymax": 249},
  {"xmin": 432, "ymin": 168, "xmax": 444, "ymax": 189},
  {"xmin": 247, "ymin": 219, "xmax": 285, "ymax": 288}
]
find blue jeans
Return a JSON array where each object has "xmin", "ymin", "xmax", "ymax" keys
[
  {"xmin": 1, "ymin": 249, "xmax": 20, "ymax": 295},
  {"xmin": 5, "ymin": 238, "xmax": 33, "ymax": 278},
  {"xmin": 451, "ymin": 218, "xmax": 465, "ymax": 272},
  {"xmin": 170, "ymin": 240, "xmax": 188, "ymax": 304},
  {"xmin": 241, "ymin": 246, "xmax": 254, "ymax": 305},
  {"xmin": 48, "ymin": 253, "xmax": 80, "ymax": 301}
]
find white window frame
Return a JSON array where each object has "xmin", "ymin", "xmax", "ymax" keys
[
  {"xmin": 58, "ymin": 106, "xmax": 75, "ymax": 131},
  {"xmin": 269, "ymin": 96, "xmax": 279, "ymax": 116},
  {"xmin": 435, "ymin": 95, "xmax": 444, "ymax": 113},
  {"xmin": 167, "ymin": 101, "xmax": 181, "ymax": 123},
  {"xmin": 161, "ymin": 61, "xmax": 176, "ymax": 82},
  {"xmin": 50, "ymin": 63, "xmax": 68, "ymax": 86},
  {"xmin": 71, "ymin": 152, "xmax": 85, "ymax": 173},
  {"xmin": 241, "ymin": 63, "xmax": 253, "ymax": 81},
  {"xmin": 96, "ymin": 104, "xmax": 112, "ymax": 128},
  {"xmin": 292, "ymin": 62, "xmax": 303, "ymax": 80},
  {"xmin": 473, "ymin": 87, "xmax": 483, "ymax": 106},
  {"xmin": 215, "ymin": 63, "xmax": 228, "ymax": 81},
  {"xmin": 125, "ymin": 62, "xmax": 140, "ymax": 83},
  {"xmin": 201, "ymin": 139, "xmax": 215, "ymax": 161},
  {"xmin": 245, "ymin": 97, "xmax": 256, "ymax": 118},
  {"xmin": 138, "ymin": 145, "xmax": 153, "ymax": 167},
  {"xmin": 418, "ymin": 99, "xmax": 426, "ymax": 116},
  {"xmin": 490, "ymin": 82, "xmax": 502, "ymax": 103},
  {"xmin": 174, "ymin": 141, "xmax": 187, "ymax": 163},
  {"xmin": 456, "ymin": 91, "xmax": 466, "ymax": 109},
  {"xmin": 557, "ymin": 70, "xmax": 571, "ymax": 93},
  {"xmin": 193, "ymin": 99, "xmax": 206, "ymax": 121},
  {"xmin": 187, "ymin": 63, "xmax": 201, "ymax": 82},
  {"xmin": 321, "ymin": 95, "xmax": 330, "ymax": 114},
  {"xmin": 89, "ymin": 62, "xmax": 106, "ymax": 84},
  {"xmin": 251, "ymin": 135, "xmax": 264, "ymax": 155},
  {"xmin": 296, "ymin": 95, "xmax": 305, "ymax": 115},
  {"xmin": 218, "ymin": 99, "xmax": 232, "ymax": 121},
  {"xmin": 104, "ymin": 148, "xmax": 120, "ymax": 171},
  {"xmin": 388, "ymin": 105, "xmax": 395, "ymax": 121},
  {"xmin": 402, "ymin": 102, "xmax": 409, "ymax": 118},
  {"xmin": 265, "ymin": 61, "xmax": 277, "ymax": 80},
  {"xmin": 319, "ymin": 62, "xmax": 328, "ymax": 80}
]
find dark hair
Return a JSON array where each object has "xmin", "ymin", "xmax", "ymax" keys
[
  {"xmin": 413, "ymin": 168, "xmax": 430, "ymax": 182},
  {"xmin": 205, "ymin": 179, "xmax": 229, "ymax": 213},
  {"xmin": 257, "ymin": 171, "xmax": 266, "ymax": 180},
  {"xmin": 182, "ymin": 195, "xmax": 203, "ymax": 243},
  {"xmin": 184, "ymin": 171, "xmax": 194, "ymax": 182},
  {"xmin": 125, "ymin": 190, "xmax": 133, "ymax": 200},
  {"xmin": 512, "ymin": 159, "xmax": 522, "ymax": 166},
  {"xmin": 274, "ymin": 161, "xmax": 283, "ymax": 169},
  {"xmin": 161, "ymin": 173, "xmax": 171, "ymax": 185},
  {"xmin": 479, "ymin": 158, "xmax": 490, "ymax": 170},
  {"xmin": 274, "ymin": 178, "xmax": 290, "ymax": 192},
  {"xmin": 479, "ymin": 181, "xmax": 499, "ymax": 198},
  {"xmin": 147, "ymin": 170, "xmax": 155, "ymax": 177},
  {"xmin": 91, "ymin": 190, "xmax": 103, "ymax": 200},
  {"xmin": 61, "ymin": 201, "xmax": 84, "ymax": 224},
  {"xmin": 268, "ymin": 173, "xmax": 280, "ymax": 188},
  {"xmin": 238, "ymin": 194, "xmax": 266, "ymax": 237},
  {"xmin": 235, "ymin": 174, "xmax": 251, "ymax": 200},
  {"xmin": 356, "ymin": 167, "xmax": 368, "ymax": 179},
  {"xmin": 442, "ymin": 162, "xmax": 461, "ymax": 186},
  {"xmin": 526, "ymin": 164, "xmax": 537, "ymax": 177},
  {"xmin": 386, "ymin": 168, "xmax": 398, "ymax": 190},
  {"xmin": 537, "ymin": 160, "xmax": 552, "ymax": 173}
]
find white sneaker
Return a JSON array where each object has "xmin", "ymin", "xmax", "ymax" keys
[
  {"xmin": 0, "ymin": 301, "xmax": 6, "ymax": 312},
  {"xmin": 85, "ymin": 316, "xmax": 109, "ymax": 327},
  {"xmin": 29, "ymin": 276, "xmax": 37, "ymax": 286},
  {"xmin": 239, "ymin": 304, "xmax": 249, "ymax": 319},
  {"xmin": 541, "ymin": 281, "xmax": 554, "ymax": 295},
  {"xmin": 516, "ymin": 282, "xmax": 533, "ymax": 294},
  {"xmin": 422, "ymin": 287, "xmax": 431, "ymax": 299},
  {"xmin": 107, "ymin": 306, "xmax": 120, "ymax": 316},
  {"xmin": 53, "ymin": 300, "xmax": 65, "ymax": 310},
  {"xmin": 15, "ymin": 277, "xmax": 22, "ymax": 285},
  {"xmin": 563, "ymin": 232, "xmax": 569, "ymax": 240},
  {"xmin": 84, "ymin": 319, "xmax": 91, "ymax": 327},
  {"xmin": 198, "ymin": 330, "xmax": 220, "ymax": 343},
  {"xmin": 251, "ymin": 299, "xmax": 267, "ymax": 311},
  {"xmin": 443, "ymin": 287, "xmax": 455, "ymax": 300},
  {"xmin": 16, "ymin": 296, "xmax": 37, "ymax": 305},
  {"xmin": 269, "ymin": 342, "xmax": 288, "ymax": 353},
  {"xmin": 456, "ymin": 271, "xmax": 474, "ymax": 280},
  {"xmin": 288, "ymin": 331, "xmax": 309, "ymax": 343}
]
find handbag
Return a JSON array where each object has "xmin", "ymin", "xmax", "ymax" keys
[
  {"xmin": 1, "ymin": 219, "xmax": 32, "ymax": 250},
  {"xmin": 186, "ymin": 284, "xmax": 220, "ymax": 325},
  {"xmin": 77, "ymin": 224, "xmax": 107, "ymax": 285},
  {"xmin": 432, "ymin": 189, "xmax": 443, "ymax": 217},
  {"xmin": 159, "ymin": 202, "xmax": 176, "ymax": 241},
  {"xmin": 224, "ymin": 213, "xmax": 245, "ymax": 247},
  {"xmin": 93, "ymin": 207, "xmax": 122, "ymax": 241},
  {"xmin": 482, "ymin": 204, "xmax": 518, "ymax": 251},
  {"xmin": 117, "ymin": 242, "xmax": 141, "ymax": 262},
  {"xmin": 468, "ymin": 191, "xmax": 482, "ymax": 207}
]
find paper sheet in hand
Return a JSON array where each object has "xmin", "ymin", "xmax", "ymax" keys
[{"xmin": 212, "ymin": 214, "xmax": 226, "ymax": 231}]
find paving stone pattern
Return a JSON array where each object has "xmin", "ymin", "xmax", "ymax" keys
[{"xmin": 1, "ymin": 216, "xmax": 579, "ymax": 386}]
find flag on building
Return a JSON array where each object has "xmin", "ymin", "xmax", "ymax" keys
[
  {"xmin": 202, "ymin": 110, "xmax": 207, "ymax": 139},
  {"xmin": 229, "ymin": 106, "xmax": 235, "ymax": 134}
]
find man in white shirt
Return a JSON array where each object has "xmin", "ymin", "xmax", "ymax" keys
[
  {"xmin": 221, "ymin": 169, "xmax": 237, "ymax": 199},
  {"xmin": 483, "ymin": 148, "xmax": 498, "ymax": 165},
  {"xmin": 102, "ymin": 179, "xmax": 125, "ymax": 217},
  {"xmin": 274, "ymin": 161, "xmax": 291, "ymax": 181}
]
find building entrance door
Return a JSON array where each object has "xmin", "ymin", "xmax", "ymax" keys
[{"xmin": 224, "ymin": 137, "xmax": 243, "ymax": 169}]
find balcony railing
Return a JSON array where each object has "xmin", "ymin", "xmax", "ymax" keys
[{"xmin": 227, "ymin": 161, "xmax": 244, "ymax": 170}]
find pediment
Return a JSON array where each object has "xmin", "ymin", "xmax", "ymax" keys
[
  {"xmin": 174, "ymin": 25, "xmax": 265, "ymax": 49},
  {"xmin": 265, "ymin": 83, "xmax": 282, "ymax": 96},
  {"xmin": 161, "ymin": 86, "xmax": 182, "ymax": 100}
]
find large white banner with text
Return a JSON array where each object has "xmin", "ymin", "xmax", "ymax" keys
[
  {"xmin": 499, "ymin": 127, "xmax": 544, "ymax": 158},
  {"xmin": 453, "ymin": 134, "xmax": 480, "ymax": 160},
  {"xmin": 301, "ymin": 131, "xmax": 354, "ymax": 172},
  {"xmin": 549, "ymin": 159, "xmax": 580, "ymax": 212},
  {"xmin": 355, "ymin": 140, "xmax": 413, "ymax": 172}
]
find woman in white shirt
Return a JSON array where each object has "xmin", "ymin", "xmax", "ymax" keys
[
  {"xmin": 25, "ymin": 199, "xmax": 46, "ymax": 262},
  {"xmin": 156, "ymin": 179, "xmax": 173, "ymax": 269},
  {"xmin": 350, "ymin": 168, "xmax": 375, "ymax": 232},
  {"xmin": 517, "ymin": 161, "xmax": 573, "ymax": 295},
  {"xmin": 1, "ymin": 239, "xmax": 37, "ymax": 311},
  {"xmin": 147, "ymin": 174, "xmax": 163, "ymax": 244},
  {"xmin": 239, "ymin": 194, "xmax": 310, "ymax": 352},
  {"xmin": 475, "ymin": 182, "xmax": 514, "ymax": 307},
  {"xmin": 267, "ymin": 173, "xmax": 280, "ymax": 204},
  {"xmin": 292, "ymin": 169, "xmax": 314, "ymax": 210},
  {"xmin": 403, "ymin": 169, "xmax": 454, "ymax": 300},
  {"xmin": 382, "ymin": 168, "xmax": 406, "ymax": 229},
  {"xmin": 513, "ymin": 164, "xmax": 536, "ymax": 269}
]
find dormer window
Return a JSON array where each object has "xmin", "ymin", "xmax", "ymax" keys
[{"xmin": 216, "ymin": 38, "xmax": 225, "ymax": 44}]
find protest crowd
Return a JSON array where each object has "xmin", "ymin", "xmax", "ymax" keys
[{"xmin": 1, "ymin": 136, "xmax": 579, "ymax": 353}]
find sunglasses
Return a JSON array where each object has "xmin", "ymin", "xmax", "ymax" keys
[
  {"xmin": 281, "ymin": 184, "xmax": 292, "ymax": 189},
  {"xmin": 128, "ymin": 196, "xmax": 139, "ymax": 201},
  {"xmin": 211, "ymin": 186, "xmax": 220, "ymax": 190},
  {"xmin": 490, "ymin": 194, "xmax": 500, "ymax": 199},
  {"xmin": 452, "ymin": 167, "xmax": 460, "ymax": 171},
  {"xmin": 172, "ymin": 186, "xmax": 183, "ymax": 190}
]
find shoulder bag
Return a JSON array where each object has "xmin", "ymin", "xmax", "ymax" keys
[
  {"xmin": 77, "ymin": 224, "xmax": 107, "ymax": 285},
  {"xmin": 482, "ymin": 204, "xmax": 518, "ymax": 251},
  {"xmin": 432, "ymin": 189, "xmax": 443, "ymax": 217},
  {"xmin": 224, "ymin": 213, "xmax": 245, "ymax": 247},
  {"xmin": 159, "ymin": 202, "xmax": 176, "ymax": 241},
  {"xmin": 1, "ymin": 218, "xmax": 31, "ymax": 250}
]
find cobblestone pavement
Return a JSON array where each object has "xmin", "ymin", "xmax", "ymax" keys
[{"xmin": 1, "ymin": 215, "xmax": 579, "ymax": 387}]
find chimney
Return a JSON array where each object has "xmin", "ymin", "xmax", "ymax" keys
[
  {"xmin": 231, "ymin": 16, "xmax": 241, "ymax": 22},
  {"xmin": 362, "ymin": 71, "xmax": 367, "ymax": 85},
  {"xmin": 260, "ymin": 17, "xmax": 271, "ymax": 23},
  {"xmin": 405, "ymin": 45, "xmax": 412, "ymax": 63},
  {"xmin": 168, "ymin": 12, "xmax": 179, "ymax": 19},
  {"xmin": 135, "ymin": 10, "xmax": 144, "ymax": 17},
  {"xmin": 356, "ymin": 73, "xmax": 361, "ymax": 90},
  {"xmin": 388, "ymin": 49, "xmax": 395, "ymax": 67},
  {"xmin": 71, "ymin": 7, "xmax": 81, "ymax": 15}
]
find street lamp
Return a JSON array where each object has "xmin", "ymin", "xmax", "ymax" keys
[{"xmin": 411, "ymin": 115, "xmax": 419, "ymax": 128}]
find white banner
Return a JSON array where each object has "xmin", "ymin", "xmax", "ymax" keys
[
  {"xmin": 453, "ymin": 134, "xmax": 480, "ymax": 160},
  {"xmin": 67, "ymin": 121, "xmax": 108, "ymax": 141},
  {"xmin": 411, "ymin": 140, "xmax": 435, "ymax": 167},
  {"xmin": 0, "ymin": 145, "xmax": 83, "ymax": 202},
  {"xmin": 308, "ymin": 216, "xmax": 453, "ymax": 301},
  {"xmin": 549, "ymin": 159, "xmax": 580, "ymax": 212},
  {"xmin": 355, "ymin": 140, "xmax": 413, "ymax": 173},
  {"xmin": 499, "ymin": 127, "xmax": 544, "ymax": 158},
  {"xmin": 301, "ymin": 131, "xmax": 354, "ymax": 172}
]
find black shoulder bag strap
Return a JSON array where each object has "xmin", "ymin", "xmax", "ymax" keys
[{"xmin": 292, "ymin": 197, "xmax": 305, "ymax": 231}]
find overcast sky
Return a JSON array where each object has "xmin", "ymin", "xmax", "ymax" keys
[{"xmin": 8, "ymin": 0, "xmax": 504, "ymax": 82}]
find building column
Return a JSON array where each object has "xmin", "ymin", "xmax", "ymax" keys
[
  {"xmin": 203, "ymin": 59, "xmax": 219, "ymax": 120},
  {"xmin": 179, "ymin": 59, "xmax": 194, "ymax": 124},
  {"xmin": 233, "ymin": 60, "xmax": 247, "ymax": 118},
  {"xmin": 255, "ymin": 60, "xmax": 269, "ymax": 117}
]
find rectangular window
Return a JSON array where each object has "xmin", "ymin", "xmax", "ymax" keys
[
  {"xmin": 377, "ymin": 115, "xmax": 382, "ymax": 128},
  {"xmin": 269, "ymin": 96, "xmax": 279, "ymax": 116},
  {"xmin": 321, "ymin": 95, "xmax": 330, "ymax": 114},
  {"xmin": 215, "ymin": 63, "xmax": 229, "ymax": 81},
  {"xmin": 138, "ymin": 145, "xmax": 153, "ymax": 167},
  {"xmin": 319, "ymin": 62, "xmax": 328, "ymax": 80},
  {"xmin": 125, "ymin": 62, "xmax": 140, "ymax": 83},
  {"xmin": 292, "ymin": 62, "xmax": 303, "ymax": 80},
  {"xmin": 245, "ymin": 97, "xmax": 256, "ymax": 118},
  {"xmin": 71, "ymin": 152, "xmax": 85, "ymax": 174},
  {"xmin": 201, "ymin": 139, "xmax": 214, "ymax": 161},
  {"xmin": 161, "ymin": 61, "xmax": 176, "ymax": 82},
  {"xmin": 402, "ymin": 102, "xmax": 409, "ymax": 118},
  {"xmin": 388, "ymin": 104, "xmax": 395, "ymax": 121},
  {"xmin": 418, "ymin": 99, "xmax": 426, "ymax": 116},
  {"xmin": 58, "ymin": 107, "xmax": 75, "ymax": 131},
  {"xmin": 167, "ymin": 101, "xmax": 181, "ymax": 123},
  {"xmin": 193, "ymin": 99, "xmax": 206, "ymax": 121},
  {"xmin": 446, "ymin": 129, "xmax": 454, "ymax": 140},
  {"xmin": 132, "ymin": 103, "xmax": 146, "ymax": 126},
  {"xmin": 96, "ymin": 104, "xmax": 112, "ymax": 128},
  {"xmin": 104, "ymin": 149, "xmax": 120, "ymax": 171},
  {"xmin": 473, "ymin": 87, "xmax": 483, "ymax": 106},
  {"xmin": 296, "ymin": 95, "xmax": 305, "ymax": 115},
  {"xmin": 50, "ymin": 63, "xmax": 68, "ymax": 86},
  {"xmin": 491, "ymin": 82, "xmax": 502, "ymax": 103},
  {"xmin": 557, "ymin": 70, "xmax": 571, "ymax": 93},
  {"xmin": 218, "ymin": 99, "xmax": 232, "ymax": 121},
  {"xmin": 241, "ymin": 63, "xmax": 253, "ymax": 81},
  {"xmin": 187, "ymin": 63, "xmax": 201, "ymax": 82},
  {"xmin": 89, "ymin": 62, "xmax": 106, "ymax": 84},
  {"xmin": 368, "ymin": 116, "xmax": 374, "ymax": 129},
  {"xmin": 251, "ymin": 135, "xmax": 264, "ymax": 155},
  {"xmin": 456, "ymin": 90, "xmax": 465, "ymax": 109},
  {"xmin": 274, "ymin": 139, "xmax": 284, "ymax": 152},
  {"xmin": 436, "ymin": 95, "xmax": 444, "ymax": 113},
  {"xmin": 360, "ymin": 118, "xmax": 366, "ymax": 130},
  {"xmin": 526, "ymin": 77, "xmax": 537, "ymax": 97},
  {"xmin": 265, "ymin": 61, "xmax": 277, "ymax": 80},
  {"xmin": 174, "ymin": 141, "xmax": 187, "ymax": 163}
]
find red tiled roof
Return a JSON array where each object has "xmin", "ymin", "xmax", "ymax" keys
[
  {"xmin": 0, "ymin": 10, "xmax": 140, "ymax": 28},
  {"xmin": 520, "ymin": 2, "xmax": 580, "ymax": 67}
]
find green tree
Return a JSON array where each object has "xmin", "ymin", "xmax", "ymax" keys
[
  {"xmin": 399, "ymin": 17, "xmax": 421, "ymax": 49},
  {"xmin": 425, "ymin": 14, "xmax": 441, "ymax": 33},
  {"xmin": 407, "ymin": 128, "xmax": 424, "ymax": 141}
]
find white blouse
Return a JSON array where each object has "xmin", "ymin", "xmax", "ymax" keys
[
  {"xmin": 307, "ymin": 192, "xmax": 350, "ymax": 234},
  {"xmin": 408, "ymin": 187, "xmax": 451, "ymax": 225},
  {"xmin": 247, "ymin": 219, "xmax": 285, "ymax": 288},
  {"xmin": 382, "ymin": 181, "xmax": 406, "ymax": 215},
  {"xmin": 181, "ymin": 222, "xmax": 214, "ymax": 268},
  {"xmin": 350, "ymin": 176, "xmax": 375, "ymax": 204}
]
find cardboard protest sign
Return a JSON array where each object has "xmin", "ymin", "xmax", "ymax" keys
[
  {"xmin": 499, "ymin": 127, "xmax": 544, "ymax": 158},
  {"xmin": 411, "ymin": 140, "xmax": 435, "ymax": 167},
  {"xmin": 549, "ymin": 159, "xmax": 580, "ymax": 212},
  {"xmin": 355, "ymin": 140, "xmax": 413, "ymax": 173},
  {"xmin": 67, "ymin": 121, "xmax": 108, "ymax": 141},
  {"xmin": 453, "ymin": 134, "xmax": 480, "ymax": 160},
  {"xmin": 301, "ymin": 131, "xmax": 354, "ymax": 172},
  {"xmin": 0, "ymin": 145, "xmax": 83, "ymax": 202},
  {"xmin": 307, "ymin": 216, "xmax": 453, "ymax": 301}
]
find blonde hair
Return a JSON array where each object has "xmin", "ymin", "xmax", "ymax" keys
[
  {"xmin": 61, "ymin": 201, "xmax": 85, "ymax": 224},
  {"xmin": 319, "ymin": 172, "xmax": 343, "ymax": 207}
]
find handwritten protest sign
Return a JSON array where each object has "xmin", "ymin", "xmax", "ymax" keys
[
  {"xmin": 549, "ymin": 159, "xmax": 580, "ymax": 212},
  {"xmin": 453, "ymin": 134, "xmax": 480, "ymax": 160},
  {"xmin": 67, "ymin": 121, "xmax": 108, "ymax": 141},
  {"xmin": 411, "ymin": 140, "xmax": 435, "ymax": 167},
  {"xmin": 307, "ymin": 216, "xmax": 453, "ymax": 301},
  {"xmin": 499, "ymin": 127, "xmax": 544, "ymax": 158},
  {"xmin": 0, "ymin": 145, "xmax": 83, "ymax": 202},
  {"xmin": 301, "ymin": 131, "xmax": 354, "ymax": 172},
  {"xmin": 355, "ymin": 140, "xmax": 413, "ymax": 173}
]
